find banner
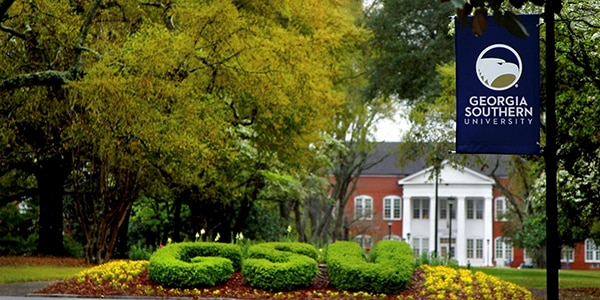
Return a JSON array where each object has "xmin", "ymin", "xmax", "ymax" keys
[{"xmin": 455, "ymin": 15, "xmax": 540, "ymax": 154}]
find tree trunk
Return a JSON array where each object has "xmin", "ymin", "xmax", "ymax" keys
[
  {"xmin": 111, "ymin": 210, "xmax": 131, "ymax": 259},
  {"xmin": 35, "ymin": 156, "xmax": 69, "ymax": 256}
]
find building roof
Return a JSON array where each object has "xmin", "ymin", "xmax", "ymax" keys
[{"xmin": 361, "ymin": 142, "xmax": 512, "ymax": 177}]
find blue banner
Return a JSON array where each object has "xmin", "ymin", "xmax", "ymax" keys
[{"xmin": 455, "ymin": 15, "xmax": 540, "ymax": 154}]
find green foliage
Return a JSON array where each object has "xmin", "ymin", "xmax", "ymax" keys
[
  {"xmin": 366, "ymin": 0, "xmax": 455, "ymax": 101},
  {"xmin": 0, "ymin": 0, "xmax": 368, "ymax": 263},
  {"xmin": 415, "ymin": 252, "xmax": 459, "ymax": 269},
  {"xmin": 448, "ymin": 0, "xmax": 546, "ymax": 37},
  {"xmin": 0, "ymin": 202, "xmax": 38, "ymax": 255},
  {"xmin": 242, "ymin": 242, "xmax": 318, "ymax": 291},
  {"xmin": 63, "ymin": 234, "xmax": 85, "ymax": 259},
  {"xmin": 326, "ymin": 240, "xmax": 415, "ymax": 294},
  {"xmin": 129, "ymin": 242, "xmax": 154, "ymax": 261},
  {"xmin": 243, "ymin": 202, "xmax": 288, "ymax": 242},
  {"xmin": 148, "ymin": 242, "xmax": 242, "ymax": 288}
]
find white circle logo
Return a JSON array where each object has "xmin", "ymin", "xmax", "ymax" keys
[{"xmin": 475, "ymin": 44, "xmax": 522, "ymax": 91}]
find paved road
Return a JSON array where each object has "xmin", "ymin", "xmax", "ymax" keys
[
  {"xmin": 0, "ymin": 282, "xmax": 227, "ymax": 300},
  {"xmin": 0, "ymin": 282, "xmax": 54, "ymax": 297}
]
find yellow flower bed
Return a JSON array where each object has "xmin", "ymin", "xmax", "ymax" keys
[
  {"xmin": 76, "ymin": 260, "xmax": 148, "ymax": 286},
  {"xmin": 71, "ymin": 260, "xmax": 532, "ymax": 299},
  {"xmin": 420, "ymin": 265, "xmax": 532, "ymax": 300}
]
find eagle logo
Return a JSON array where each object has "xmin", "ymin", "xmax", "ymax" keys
[{"xmin": 475, "ymin": 44, "xmax": 522, "ymax": 91}]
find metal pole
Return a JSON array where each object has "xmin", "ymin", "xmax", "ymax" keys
[
  {"xmin": 434, "ymin": 167, "xmax": 439, "ymax": 258},
  {"xmin": 449, "ymin": 201, "xmax": 453, "ymax": 259},
  {"xmin": 545, "ymin": 1, "xmax": 559, "ymax": 299}
]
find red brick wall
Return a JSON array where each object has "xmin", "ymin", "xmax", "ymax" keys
[{"xmin": 345, "ymin": 175, "xmax": 405, "ymax": 242}]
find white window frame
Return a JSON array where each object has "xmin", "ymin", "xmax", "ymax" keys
[
  {"xmin": 495, "ymin": 197, "xmax": 510, "ymax": 221},
  {"xmin": 561, "ymin": 246, "xmax": 575, "ymax": 263},
  {"xmin": 383, "ymin": 234, "xmax": 402, "ymax": 241},
  {"xmin": 355, "ymin": 234, "xmax": 372, "ymax": 249},
  {"xmin": 439, "ymin": 198, "xmax": 448, "ymax": 219},
  {"xmin": 585, "ymin": 239, "xmax": 600, "ymax": 262},
  {"xmin": 476, "ymin": 239, "xmax": 484, "ymax": 259},
  {"xmin": 466, "ymin": 198, "xmax": 484, "ymax": 220},
  {"xmin": 495, "ymin": 237, "xmax": 513, "ymax": 261},
  {"xmin": 439, "ymin": 197, "xmax": 457, "ymax": 220},
  {"xmin": 412, "ymin": 237, "xmax": 429, "ymax": 257},
  {"xmin": 383, "ymin": 196, "xmax": 402, "ymax": 220},
  {"xmin": 467, "ymin": 238, "xmax": 484, "ymax": 259},
  {"xmin": 467, "ymin": 239, "xmax": 474, "ymax": 259},
  {"xmin": 412, "ymin": 197, "xmax": 430, "ymax": 219},
  {"xmin": 354, "ymin": 196, "xmax": 373, "ymax": 220}
]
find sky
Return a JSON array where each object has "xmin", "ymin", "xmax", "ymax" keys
[{"xmin": 373, "ymin": 112, "xmax": 409, "ymax": 142}]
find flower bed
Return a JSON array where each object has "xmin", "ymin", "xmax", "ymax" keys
[{"xmin": 35, "ymin": 260, "xmax": 533, "ymax": 299}]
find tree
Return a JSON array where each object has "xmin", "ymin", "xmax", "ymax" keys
[
  {"xmin": 365, "ymin": 0, "xmax": 455, "ymax": 101},
  {"xmin": 0, "ymin": 0, "xmax": 368, "ymax": 261},
  {"xmin": 443, "ymin": 0, "xmax": 548, "ymax": 37},
  {"xmin": 549, "ymin": 0, "xmax": 600, "ymax": 245},
  {"xmin": 0, "ymin": 0, "xmax": 103, "ymax": 255}
]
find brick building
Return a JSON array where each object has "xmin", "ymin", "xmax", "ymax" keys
[{"xmin": 343, "ymin": 142, "xmax": 600, "ymax": 270}]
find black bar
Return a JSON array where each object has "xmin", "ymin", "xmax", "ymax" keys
[{"xmin": 545, "ymin": 1, "xmax": 559, "ymax": 299}]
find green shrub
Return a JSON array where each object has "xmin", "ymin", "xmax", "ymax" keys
[
  {"xmin": 63, "ymin": 234, "xmax": 85, "ymax": 258},
  {"xmin": 0, "ymin": 203, "xmax": 37, "ymax": 255},
  {"xmin": 242, "ymin": 242, "xmax": 318, "ymax": 291},
  {"xmin": 327, "ymin": 240, "xmax": 415, "ymax": 294},
  {"xmin": 415, "ymin": 252, "xmax": 459, "ymax": 268},
  {"xmin": 129, "ymin": 242, "xmax": 153, "ymax": 261},
  {"xmin": 148, "ymin": 242, "xmax": 242, "ymax": 288}
]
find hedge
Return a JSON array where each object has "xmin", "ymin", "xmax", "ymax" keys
[
  {"xmin": 148, "ymin": 242, "xmax": 242, "ymax": 288},
  {"xmin": 242, "ymin": 242, "xmax": 318, "ymax": 291},
  {"xmin": 326, "ymin": 240, "xmax": 415, "ymax": 294}
]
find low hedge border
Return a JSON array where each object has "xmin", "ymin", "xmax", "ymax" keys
[
  {"xmin": 148, "ymin": 242, "xmax": 242, "ymax": 288},
  {"xmin": 326, "ymin": 240, "xmax": 415, "ymax": 294},
  {"xmin": 242, "ymin": 242, "xmax": 318, "ymax": 292}
]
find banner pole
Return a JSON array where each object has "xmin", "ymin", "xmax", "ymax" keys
[{"xmin": 544, "ymin": 1, "xmax": 559, "ymax": 299}]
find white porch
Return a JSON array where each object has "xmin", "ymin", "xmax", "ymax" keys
[{"xmin": 398, "ymin": 161, "xmax": 494, "ymax": 267}]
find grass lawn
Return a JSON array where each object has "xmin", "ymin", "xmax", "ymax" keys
[
  {"xmin": 474, "ymin": 267, "xmax": 600, "ymax": 289},
  {"xmin": 0, "ymin": 266, "xmax": 86, "ymax": 284}
]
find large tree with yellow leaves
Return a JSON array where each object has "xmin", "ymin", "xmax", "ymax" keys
[{"xmin": 0, "ymin": 0, "xmax": 367, "ymax": 262}]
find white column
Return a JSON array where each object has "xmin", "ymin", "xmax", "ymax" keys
[
  {"xmin": 429, "ymin": 196, "xmax": 437, "ymax": 255},
  {"xmin": 402, "ymin": 196, "xmax": 412, "ymax": 241},
  {"xmin": 456, "ymin": 196, "xmax": 466, "ymax": 265},
  {"xmin": 484, "ymin": 196, "xmax": 493, "ymax": 266}
]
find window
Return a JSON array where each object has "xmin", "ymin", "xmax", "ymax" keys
[
  {"xmin": 585, "ymin": 239, "xmax": 600, "ymax": 262},
  {"xmin": 412, "ymin": 197, "xmax": 430, "ymax": 219},
  {"xmin": 355, "ymin": 234, "xmax": 372, "ymax": 249},
  {"xmin": 439, "ymin": 198, "xmax": 447, "ymax": 219},
  {"xmin": 354, "ymin": 196, "xmax": 373, "ymax": 220},
  {"xmin": 476, "ymin": 239, "xmax": 484, "ymax": 259},
  {"xmin": 383, "ymin": 234, "xmax": 402, "ymax": 241},
  {"xmin": 412, "ymin": 237, "xmax": 429, "ymax": 257},
  {"xmin": 467, "ymin": 238, "xmax": 484, "ymax": 259},
  {"xmin": 561, "ymin": 246, "xmax": 574, "ymax": 262},
  {"xmin": 467, "ymin": 239, "xmax": 474, "ymax": 258},
  {"xmin": 384, "ymin": 196, "xmax": 402, "ymax": 220},
  {"xmin": 440, "ymin": 198, "xmax": 456, "ymax": 219},
  {"xmin": 466, "ymin": 198, "xmax": 484, "ymax": 220},
  {"xmin": 495, "ymin": 197, "xmax": 511, "ymax": 221},
  {"xmin": 495, "ymin": 237, "xmax": 513, "ymax": 261}
]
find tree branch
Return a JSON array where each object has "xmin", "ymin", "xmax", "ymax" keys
[
  {"xmin": 71, "ymin": 0, "xmax": 102, "ymax": 76},
  {"xmin": 0, "ymin": 0, "xmax": 16, "ymax": 21},
  {"xmin": 0, "ymin": 0, "xmax": 103, "ymax": 92},
  {"xmin": 0, "ymin": 23, "xmax": 26, "ymax": 39},
  {"xmin": 0, "ymin": 70, "xmax": 71, "ymax": 91}
]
